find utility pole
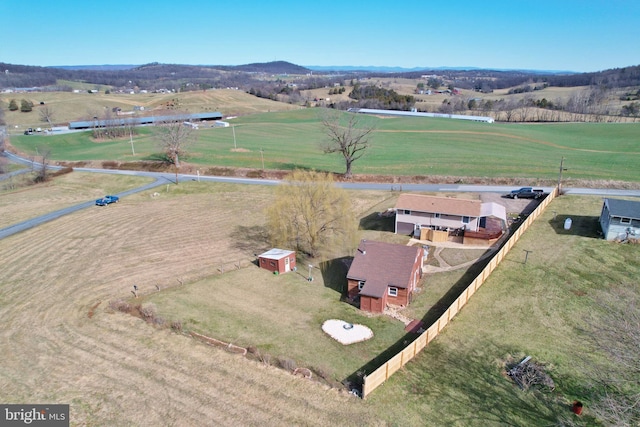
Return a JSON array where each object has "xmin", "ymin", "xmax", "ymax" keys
[
  {"xmin": 129, "ymin": 128, "xmax": 135, "ymax": 156},
  {"xmin": 260, "ymin": 148, "xmax": 265, "ymax": 171},
  {"xmin": 232, "ymin": 125, "xmax": 237, "ymax": 149},
  {"xmin": 557, "ymin": 157, "xmax": 567, "ymax": 195}
]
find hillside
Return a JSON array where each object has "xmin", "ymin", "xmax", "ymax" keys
[
  {"xmin": 0, "ymin": 61, "xmax": 311, "ymax": 91},
  {"xmin": 219, "ymin": 61, "xmax": 311, "ymax": 75},
  {"xmin": 0, "ymin": 89, "xmax": 299, "ymax": 130}
]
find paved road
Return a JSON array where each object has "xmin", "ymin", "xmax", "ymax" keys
[
  {"xmin": 2, "ymin": 151, "xmax": 640, "ymax": 240},
  {"xmin": 0, "ymin": 177, "xmax": 167, "ymax": 240}
]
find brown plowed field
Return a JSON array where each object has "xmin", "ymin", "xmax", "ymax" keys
[{"xmin": 0, "ymin": 183, "xmax": 384, "ymax": 426}]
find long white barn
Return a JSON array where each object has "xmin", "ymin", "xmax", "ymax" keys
[
  {"xmin": 347, "ymin": 108, "xmax": 494, "ymax": 123},
  {"xmin": 68, "ymin": 112, "xmax": 223, "ymax": 130}
]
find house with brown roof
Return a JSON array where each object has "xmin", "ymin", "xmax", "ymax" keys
[
  {"xmin": 346, "ymin": 240, "xmax": 424, "ymax": 313},
  {"xmin": 394, "ymin": 194, "xmax": 506, "ymax": 243}
]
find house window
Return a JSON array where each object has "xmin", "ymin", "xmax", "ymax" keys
[
  {"xmin": 270, "ymin": 261, "xmax": 276, "ymax": 267},
  {"xmin": 358, "ymin": 281, "xmax": 365, "ymax": 290},
  {"xmin": 434, "ymin": 213, "xmax": 441, "ymax": 219},
  {"xmin": 403, "ymin": 209, "xmax": 411, "ymax": 215},
  {"xmin": 388, "ymin": 287, "xmax": 398, "ymax": 297},
  {"xmin": 462, "ymin": 216, "xmax": 470, "ymax": 224},
  {"xmin": 620, "ymin": 217, "xmax": 631, "ymax": 224}
]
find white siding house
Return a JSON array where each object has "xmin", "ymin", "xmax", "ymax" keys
[{"xmin": 599, "ymin": 198, "xmax": 640, "ymax": 241}]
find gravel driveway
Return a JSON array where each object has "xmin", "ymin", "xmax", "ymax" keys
[{"xmin": 480, "ymin": 192, "xmax": 543, "ymax": 215}]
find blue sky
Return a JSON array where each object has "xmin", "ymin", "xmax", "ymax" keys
[{"xmin": 1, "ymin": 0, "xmax": 638, "ymax": 72}]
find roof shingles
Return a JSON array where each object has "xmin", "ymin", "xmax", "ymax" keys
[
  {"xmin": 606, "ymin": 198, "xmax": 640, "ymax": 220},
  {"xmin": 395, "ymin": 194, "xmax": 481, "ymax": 217},
  {"xmin": 347, "ymin": 240, "xmax": 421, "ymax": 299}
]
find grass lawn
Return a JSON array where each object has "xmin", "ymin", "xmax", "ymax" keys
[{"xmin": 142, "ymin": 266, "xmax": 406, "ymax": 383}]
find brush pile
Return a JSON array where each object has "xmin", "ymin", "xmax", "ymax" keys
[{"xmin": 507, "ymin": 355, "xmax": 555, "ymax": 392}]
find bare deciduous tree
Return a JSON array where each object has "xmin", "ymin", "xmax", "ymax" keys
[
  {"xmin": 519, "ymin": 94, "xmax": 536, "ymax": 122},
  {"xmin": 34, "ymin": 147, "xmax": 51, "ymax": 183},
  {"xmin": 38, "ymin": 105, "xmax": 55, "ymax": 126},
  {"xmin": 156, "ymin": 115, "xmax": 197, "ymax": 184},
  {"xmin": 502, "ymin": 98, "xmax": 520, "ymax": 122},
  {"xmin": 265, "ymin": 169, "xmax": 358, "ymax": 258},
  {"xmin": 320, "ymin": 110, "xmax": 375, "ymax": 179}
]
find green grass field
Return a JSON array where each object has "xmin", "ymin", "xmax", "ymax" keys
[{"xmin": 9, "ymin": 108, "xmax": 640, "ymax": 183}]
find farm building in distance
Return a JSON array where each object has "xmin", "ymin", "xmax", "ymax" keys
[
  {"xmin": 347, "ymin": 108, "xmax": 494, "ymax": 123},
  {"xmin": 68, "ymin": 112, "xmax": 223, "ymax": 130},
  {"xmin": 599, "ymin": 198, "xmax": 640, "ymax": 241},
  {"xmin": 258, "ymin": 249, "xmax": 296, "ymax": 274}
]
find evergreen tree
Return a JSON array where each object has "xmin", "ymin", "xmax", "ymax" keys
[{"xmin": 20, "ymin": 99, "xmax": 33, "ymax": 112}]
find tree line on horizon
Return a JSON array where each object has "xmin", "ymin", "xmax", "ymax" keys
[{"xmin": 2, "ymin": 61, "xmax": 639, "ymax": 93}]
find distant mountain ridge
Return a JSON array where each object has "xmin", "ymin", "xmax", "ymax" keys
[
  {"xmin": 305, "ymin": 65, "xmax": 577, "ymax": 74},
  {"xmin": 52, "ymin": 64, "xmax": 139, "ymax": 71},
  {"xmin": 53, "ymin": 61, "xmax": 312, "ymax": 75},
  {"xmin": 1, "ymin": 60, "xmax": 639, "ymax": 93},
  {"xmin": 51, "ymin": 62, "xmax": 574, "ymax": 74},
  {"xmin": 218, "ymin": 61, "xmax": 311, "ymax": 74}
]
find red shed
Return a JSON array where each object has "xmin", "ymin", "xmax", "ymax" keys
[{"xmin": 258, "ymin": 248, "xmax": 296, "ymax": 274}]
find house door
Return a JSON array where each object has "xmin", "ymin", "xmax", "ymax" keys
[
  {"xmin": 284, "ymin": 257, "xmax": 290, "ymax": 272},
  {"xmin": 371, "ymin": 297, "xmax": 383, "ymax": 313}
]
